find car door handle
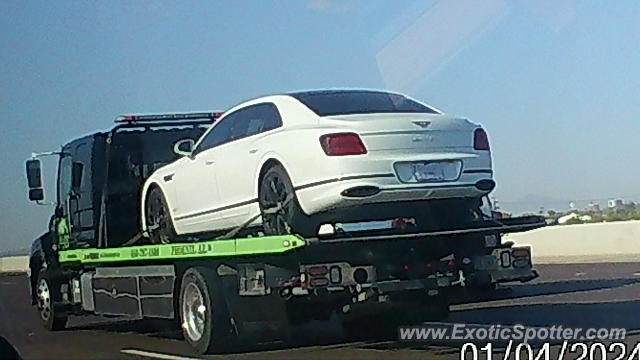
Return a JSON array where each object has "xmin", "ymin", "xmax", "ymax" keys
[
  {"xmin": 205, "ymin": 160, "xmax": 215, "ymax": 165},
  {"xmin": 249, "ymin": 149, "xmax": 258, "ymax": 154}
]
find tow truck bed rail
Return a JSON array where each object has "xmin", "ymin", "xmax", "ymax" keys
[{"xmin": 308, "ymin": 216, "xmax": 546, "ymax": 245}]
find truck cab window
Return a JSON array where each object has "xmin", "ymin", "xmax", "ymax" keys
[{"xmin": 57, "ymin": 156, "xmax": 73, "ymax": 204}]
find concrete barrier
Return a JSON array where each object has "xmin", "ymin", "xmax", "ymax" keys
[
  {"xmin": 2, "ymin": 222, "xmax": 638, "ymax": 270},
  {"xmin": 0, "ymin": 256, "xmax": 29, "ymax": 274},
  {"xmin": 505, "ymin": 220, "xmax": 640, "ymax": 264}
]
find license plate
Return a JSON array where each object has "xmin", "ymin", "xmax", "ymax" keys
[
  {"xmin": 394, "ymin": 160, "xmax": 462, "ymax": 183},
  {"xmin": 415, "ymin": 163, "xmax": 445, "ymax": 182}
]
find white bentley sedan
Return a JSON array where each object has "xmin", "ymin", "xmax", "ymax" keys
[{"xmin": 141, "ymin": 89, "xmax": 494, "ymax": 243}]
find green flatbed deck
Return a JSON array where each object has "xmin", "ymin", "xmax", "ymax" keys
[{"xmin": 58, "ymin": 235, "xmax": 306, "ymax": 264}]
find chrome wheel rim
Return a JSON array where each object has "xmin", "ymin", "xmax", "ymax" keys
[
  {"xmin": 182, "ymin": 283, "xmax": 207, "ymax": 342},
  {"xmin": 37, "ymin": 278, "xmax": 51, "ymax": 321}
]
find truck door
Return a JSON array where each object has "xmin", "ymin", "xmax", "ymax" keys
[
  {"xmin": 56, "ymin": 155, "xmax": 73, "ymax": 250},
  {"xmin": 69, "ymin": 139, "xmax": 95, "ymax": 246},
  {"xmin": 58, "ymin": 138, "xmax": 94, "ymax": 249}
]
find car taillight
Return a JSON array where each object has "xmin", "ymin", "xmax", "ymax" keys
[
  {"xmin": 320, "ymin": 133, "xmax": 367, "ymax": 156},
  {"xmin": 474, "ymin": 128, "xmax": 490, "ymax": 151}
]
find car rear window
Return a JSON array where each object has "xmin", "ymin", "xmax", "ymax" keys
[{"xmin": 290, "ymin": 90, "xmax": 438, "ymax": 116}]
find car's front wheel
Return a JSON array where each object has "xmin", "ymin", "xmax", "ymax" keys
[
  {"xmin": 146, "ymin": 187, "xmax": 176, "ymax": 244},
  {"xmin": 258, "ymin": 165, "xmax": 313, "ymax": 236}
]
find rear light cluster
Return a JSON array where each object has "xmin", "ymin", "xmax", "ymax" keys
[
  {"xmin": 304, "ymin": 265, "xmax": 342, "ymax": 288},
  {"xmin": 403, "ymin": 259, "xmax": 457, "ymax": 275},
  {"xmin": 302, "ymin": 264, "xmax": 367, "ymax": 288},
  {"xmin": 473, "ymin": 128, "xmax": 490, "ymax": 151},
  {"xmin": 320, "ymin": 133, "xmax": 367, "ymax": 156}
]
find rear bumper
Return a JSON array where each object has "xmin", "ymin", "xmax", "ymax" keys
[{"xmin": 295, "ymin": 173, "xmax": 493, "ymax": 215}]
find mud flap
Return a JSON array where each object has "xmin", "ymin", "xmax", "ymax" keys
[{"xmin": 219, "ymin": 275, "xmax": 291, "ymax": 345}]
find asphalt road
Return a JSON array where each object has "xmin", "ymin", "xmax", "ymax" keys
[{"xmin": 1, "ymin": 263, "xmax": 639, "ymax": 360}]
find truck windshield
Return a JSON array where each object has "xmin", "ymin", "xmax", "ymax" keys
[{"xmin": 290, "ymin": 90, "xmax": 438, "ymax": 116}]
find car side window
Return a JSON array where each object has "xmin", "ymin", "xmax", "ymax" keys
[
  {"xmin": 229, "ymin": 106, "xmax": 258, "ymax": 141},
  {"xmin": 195, "ymin": 113, "xmax": 237, "ymax": 152},
  {"xmin": 196, "ymin": 103, "xmax": 283, "ymax": 153},
  {"xmin": 232, "ymin": 103, "xmax": 282, "ymax": 139},
  {"xmin": 257, "ymin": 103, "xmax": 283, "ymax": 133}
]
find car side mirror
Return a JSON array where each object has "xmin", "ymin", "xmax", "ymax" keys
[
  {"xmin": 72, "ymin": 162, "xmax": 83, "ymax": 190},
  {"xmin": 173, "ymin": 139, "xmax": 195, "ymax": 157},
  {"xmin": 26, "ymin": 159, "xmax": 45, "ymax": 201}
]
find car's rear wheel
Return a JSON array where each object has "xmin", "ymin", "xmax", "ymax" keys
[
  {"xmin": 146, "ymin": 187, "xmax": 176, "ymax": 244},
  {"xmin": 258, "ymin": 165, "xmax": 312, "ymax": 236}
]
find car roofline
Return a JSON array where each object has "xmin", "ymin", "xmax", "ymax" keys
[{"xmin": 222, "ymin": 88, "xmax": 443, "ymax": 116}]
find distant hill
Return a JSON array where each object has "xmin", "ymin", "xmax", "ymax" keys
[
  {"xmin": 498, "ymin": 194, "xmax": 592, "ymax": 216},
  {"xmin": 0, "ymin": 247, "xmax": 30, "ymax": 257}
]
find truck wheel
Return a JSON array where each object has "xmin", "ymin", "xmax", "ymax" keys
[
  {"xmin": 179, "ymin": 267, "xmax": 233, "ymax": 354},
  {"xmin": 36, "ymin": 270, "xmax": 68, "ymax": 331},
  {"xmin": 258, "ymin": 165, "xmax": 312, "ymax": 236},
  {"xmin": 146, "ymin": 187, "xmax": 176, "ymax": 244}
]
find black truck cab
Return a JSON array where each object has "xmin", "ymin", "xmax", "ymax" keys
[{"xmin": 26, "ymin": 112, "xmax": 220, "ymax": 277}]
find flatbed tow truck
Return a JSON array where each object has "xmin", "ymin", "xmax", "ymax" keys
[{"xmin": 24, "ymin": 112, "xmax": 545, "ymax": 354}]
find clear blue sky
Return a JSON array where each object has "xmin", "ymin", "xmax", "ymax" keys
[{"xmin": 1, "ymin": 1, "xmax": 640, "ymax": 251}]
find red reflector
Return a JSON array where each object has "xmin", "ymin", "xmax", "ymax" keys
[
  {"xmin": 447, "ymin": 260, "xmax": 456, "ymax": 268},
  {"xmin": 403, "ymin": 264, "xmax": 411, "ymax": 272},
  {"xmin": 392, "ymin": 217, "xmax": 416, "ymax": 230},
  {"xmin": 512, "ymin": 249, "xmax": 530, "ymax": 258},
  {"xmin": 308, "ymin": 266, "xmax": 328, "ymax": 276},
  {"xmin": 474, "ymin": 128, "xmax": 490, "ymax": 150},
  {"xmin": 309, "ymin": 277, "xmax": 329, "ymax": 287},
  {"xmin": 320, "ymin": 133, "xmax": 367, "ymax": 156}
]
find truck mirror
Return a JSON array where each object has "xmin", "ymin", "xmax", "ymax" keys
[
  {"xmin": 29, "ymin": 188, "xmax": 44, "ymax": 201},
  {"xmin": 26, "ymin": 159, "xmax": 42, "ymax": 188},
  {"xmin": 173, "ymin": 139, "xmax": 195, "ymax": 157},
  {"xmin": 72, "ymin": 162, "xmax": 84, "ymax": 189}
]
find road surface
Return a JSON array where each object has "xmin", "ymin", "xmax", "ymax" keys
[{"xmin": 1, "ymin": 263, "xmax": 639, "ymax": 359}]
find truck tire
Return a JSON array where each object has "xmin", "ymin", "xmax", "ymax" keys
[
  {"xmin": 146, "ymin": 187, "xmax": 177, "ymax": 244},
  {"xmin": 179, "ymin": 267, "xmax": 233, "ymax": 354},
  {"xmin": 258, "ymin": 165, "xmax": 313, "ymax": 237},
  {"xmin": 35, "ymin": 269, "xmax": 68, "ymax": 331}
]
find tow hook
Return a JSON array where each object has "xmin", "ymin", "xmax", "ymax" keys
[{"xmin": 451, "ymin": 270, "xmax": 466, "ymax": 287}]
